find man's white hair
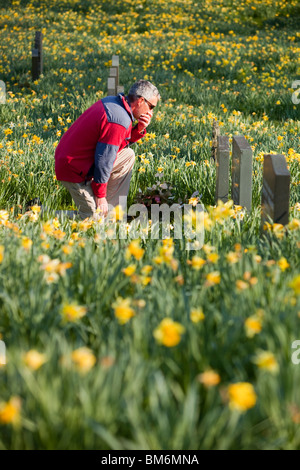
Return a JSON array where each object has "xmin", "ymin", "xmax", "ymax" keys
[{"xmin": 128, "ymin": 80, "xmax": 160, "ymax": 102}]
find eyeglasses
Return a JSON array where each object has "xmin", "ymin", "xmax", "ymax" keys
[{"xmin": 143, "ymin": 97, "xmax": 156, "ymax": 111}]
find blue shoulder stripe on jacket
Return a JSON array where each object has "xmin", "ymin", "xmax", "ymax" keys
[{"xmin": 102, "ymin": 95, "xmax": 132, "ymax": 129}]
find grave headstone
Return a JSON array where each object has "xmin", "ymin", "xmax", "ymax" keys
[
  {"xmin": 32, "ymin": 31, "xmax": 43, "ymax": 81},
  {"xmin": 215, "ymin": 135, "xmax": 230, "ymax": 203},
  {"xmin": 261, "ymin": 154, "xmax": 290, "ymax": 228},
  {"xmin": 111, "ymin": 57, "xmax": 119, "ymax": 88},
  {"xmin": 112, "ymin": 56, "xmax": 119, "ymax": 65},
  {"xmin": 109, "ymin": 67, "xmax": 118, "ymax": 81},
  {"xmin": 117, "ymin": 85, "xmax": 124, "ymax": 94},
  {"xmin": 0, "ymin": 80, "xmax": 5, "ymax": 104},
  {"xmin": 107, "ymin": 77, "xmax": 116, "ymax": 96},
  {"xmin": 107, "ymin": 55, "xmax": 124, "ymax": 95},
  {"xmin": 231, "ymin": 135, "xmax": 253, "ymax": 211},
  {"xmin": 211, "ymin": 119, "xmax": 220, "ymax": 162}
]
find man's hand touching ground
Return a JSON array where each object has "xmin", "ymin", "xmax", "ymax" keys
[{"xmin": 95, "ymin": 196, "xmax": 108, "ymax": 217}]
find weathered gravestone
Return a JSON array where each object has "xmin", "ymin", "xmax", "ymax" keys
[
  {"xmin": 111, "ymin": 55, "xmax": 119, "ymax": 91},
  {"xmin": 107, "ymin": 77, "xmax": 116, "ymax": 96},
  {"xmin": 107, "ymin": 55, "xmax": 124, "ymax": 95},
  {"xmin": 231, "ymin": 135, "xmax": 253, "ymax": 211},
  {"xmin": 109, "ymin": 66, "xmax": 118, "ymax": 84},
  {"xmin": 117, "ymin": 84, "xmax": 125, "ymax": 94},
  {"xmin": 112, "ymin": 55, "xmax": 124, "ymax": 94},
  {"xmin": 215, "ymin": 135, "xmax": 230, "ymax": 203},
  {"xmin": 32, "ymin": 31, "xmax": 43, "ymax": 81},
  {"xmin": 211, "ymin": 119, "xmax": 220, "ymax": 162},
  {"xmin": 0, "ymin": 80, "xmax": 5, "ymax": 104},
  {"xmin": 261, "ymin": 154, "xmax": 290, "ymax": 229}
]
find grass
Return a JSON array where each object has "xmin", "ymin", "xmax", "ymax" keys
[{"xmin": 0, "ymin": 0, "xmax": 299, "ymax": 450}]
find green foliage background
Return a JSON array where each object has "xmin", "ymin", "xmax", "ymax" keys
[{"xmin": 0, "ymin": 0, "xmax": 299, "ymax": 450}]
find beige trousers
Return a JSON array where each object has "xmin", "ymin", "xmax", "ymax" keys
[{"xmin": 61, "ymin": 147, "xmax": 135, "ymax": 220}]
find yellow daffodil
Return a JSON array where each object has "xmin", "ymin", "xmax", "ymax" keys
[
  {"xmin": 253, "ymin": 351, "xmax": 279, "ymax": 374},
  {"xmin": 187, "ymin": 256, "xmax": 206, "ymax": 270},
  {"xmin": 236, "ymin": 280, "xmax": 249, "ymax": 290},
  {"xmin": 52, "ymin": 218, "xmax": 60, "ymax": 229},
  {"xmin": 244, "ymin": 315, "xmax": 262, "ymax": 337},
  {"xmin": 273, "ymin": 223, "xmax": 285, "ymax": 239},
  {"xmin": 249, "ymin": 277, "xmax": 258, "ymax": 286},
  {"xmin": 40, "ymin": 258, "xmax": 72, "ymax": 281},
  {"xmin": 287, "ymin": 219, "xmax": 300, "ymax": 231},
  {"xmin": 188, "ymin": 197, "xmax": 199, "ymax": 206},
  {"xmin": 0, "ymin": 397, "xmax": 21, "ymax": 425},
  {"xmin": 0, "ymin": 210, "xmax": 9, "ymax": 223},
  {"xmin": 78, "ymin": 220, "xmax": 93, "ymax": 232},
  {"xmin": 112, "ymin": 297, "xmax": 135, "ymax": 324},
  {"xmin": 159, "ymin": 244, "xmax": 174, "ymax": 263},
  {"xmin": 141, "ymin": 265, "xmax": 153, "ymax": 275},
  {"xmin": 42, "ymin": 221, "xmax": 54, "ymax": 235},
  {"xmin": 205, "ymin": 271, "xmax": 221, "ymax": 286},
  {"xmin": 226, "ymin": 251, "xmax": 240, "ymax": 264},
  {"xmin": 122, "ymin": 264, "xmax": 137, "ymax": 276},
  {"xmin": 153, "ymin": 318, "xmax": 185, "ymax": 347},
  {"xmin": 198, "ymin": 370, "xmax": 221, "ymax": 388},
  {"xmin": 207, "ymin": 253, "xmax": 219, "ymax": 264},
  {"xmin": 62, "ymin": 245, "xmax": 73, "ymax": 255},
  {"xmin": 61, "ymin": 302, "xmax": 87, "ymax": 322},
  {"xmin": 71, "ymin": 347, "xmax": 96, "ymax": 373},
  {"xmin": 153, "ymin": 256, "xmax": 163, "ymax": 265},
  {"xmin": 228, "ymin": 382, "xmax": 257, "ymax": 412},
  {"xmin": 203, "ymin": 244, "xmax": 215, "ymax": 255},
  {"xmin": 125, "ymin": 240, "xmax": 145, "ymax": 261},
  {"xmin": 52, "ymin": 229, "xmax": 66, "ymax": 240},
  {"xmin": 113, "ymin": 205, "xmax": 125, "ymax": 221},
  {"xmin": 141, "ymin": 275, "xmax": 152, "ymax": 286},
  {"xmin": 210, "ymin": 200, "xmax": 234, "ymax": 224},
  {"xmin": 30, "ymin": 205, "xmax": 41, "ymax": 213},
  {"xmin": 59, "ymin": 262, "xmax": 73, "ymax": 276},
  {"xmin": 277, "ymin": 257, "xmax": 290, "ymax": 272},
  {"xmin": 21, "ymin": 237, "xmax": 33, "ymax": 252},
  {"xmin": 23, "ymin": 350, "xmax": 47, "ymax": 371},
  {"xmin": 28, "ymin": 212, "xmax": 39, "ymax": 222},
  {"xmin": 175, "ymin": 274, "xmax": 184, "ymax": 285},
  {"xmin": 289, "ymin": 275, "xmax": 300, "ymax": 295},
  {"xmin": 190, "ymin": 308, "xmax": 205, "ymax": 323}
]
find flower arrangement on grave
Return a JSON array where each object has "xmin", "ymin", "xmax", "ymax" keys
[{"xmin": 134, "ymin": 181, "xmax": 176, "ymax": 208}]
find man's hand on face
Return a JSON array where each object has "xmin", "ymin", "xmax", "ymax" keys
[
  {"xmin": 95, "ymin": 196, "xmax": 108, "ymax": 217},
  {"xmin": 137, "ymin": 111, "xmax": 152, "ymax": 133}
]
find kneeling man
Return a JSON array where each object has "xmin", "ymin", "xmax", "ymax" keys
[{"xmin": 55, "ymin": 80, "xmax": 160, "ymax": 219}]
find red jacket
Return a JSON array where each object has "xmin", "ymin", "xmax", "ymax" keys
[{"xmin": 55, "ymin": 94, "xmax": 145, "ymax": 198}]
